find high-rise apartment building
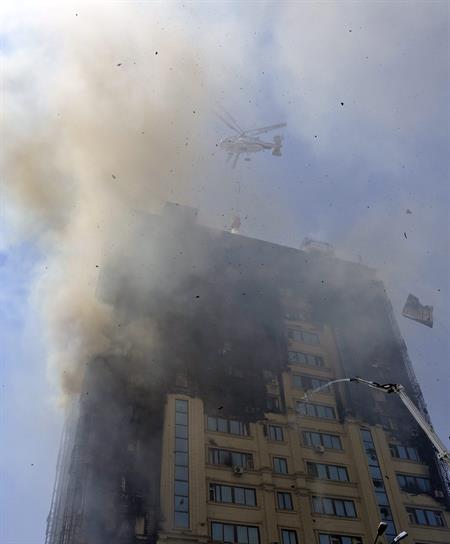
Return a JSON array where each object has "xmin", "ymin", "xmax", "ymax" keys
[{"xmin": 46, "ymin": 204, "xmax": 450, "ymax": 544}]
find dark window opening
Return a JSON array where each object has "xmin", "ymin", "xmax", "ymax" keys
[
  {"xmin": 208, "ymin": 448, "xmax": 254, "ymax": 469},
  {"xmin": 277, "ymin": 492, "xmax": 293, "ymax": 510}
]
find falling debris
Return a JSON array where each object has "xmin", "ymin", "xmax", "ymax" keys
[
  {"xmin": 301, "ymin": 237, "xmax": 334, "ymax": 256},
  {"xmin": 402, "ymin": 294, "xmax": 433, "ymax": 328},
  {"xmin": 403, "ymin": 232, "xmax": 407, "ymax": 239},
  {"xmin": 406, "ymin": 209, "xmax": 412, "ymax": 214},
  {"xmin": 230, "ymin": 215, "xmax": 241, "ymax": 233}
]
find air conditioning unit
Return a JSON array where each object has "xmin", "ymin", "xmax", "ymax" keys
[
  {"xmin": 314, "ymin": 445, "xmax": 325, "ymax": 454},
  {"xmin": 434, "ymin": 489, "xmax": 444, "ymax": 498},
  {"xmin": 232, "ymin": 465, "xmax": 244, "ymax": 475}
]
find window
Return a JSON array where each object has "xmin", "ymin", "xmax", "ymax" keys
[
  {"xmin": 277, "ymin": 492, "xmax": 293, "ymax": 510},
  {"xmin": 207, "ymin": 416, "xmax": 249, "ymax": 436},
  {"xmin": 406, "ymin": 507, "xmax": 445, "ymax": 527},
  {"xmin": 397, "ymin": 474, "xmax": 431, "ymax": 494},
  {"xmin": 135, "ymin": 516, "xmax": 145, "ymax": 536},
  {"xmin": 285, "ymin": 308, "xmax": 307, "ymax": 321},
  {"xmin": 288, "ymin": 328, "xmax": 320, "ymax": 344},
  {"xmin": 312, "ymin": 496, "xmax": 356, "ymax": 518},
  {"xmin": 174, "ymin": 399, "xmax": 189, "ymax": 528},
  {"xmin": 311, "ymin": 377, "xmax": 329, "ymax": 389},
  {"xmin": 267, "ymin": 424, "xmax": 284, "ymax": 441},
  {"xmin": 379, "ymin": 415, "xmax": 399, "ymax": 431},
  {"xmin": 296, "ymin": 401, "xmax": 336, "ymax": 419},
  {"xmin": 211, "ymin": 522, "xmax": 260, "ymax": 543},
  {"xmin": 303, "ymin": 431, "xmax": 342, "ymax": 450},
  {"xmin": 375, "ymin": 491, "xmax": 389, "ymax": 506},
  {"xmin": 208, "ymin": 448, "xmax": 254, "ymax": 469},
  {"xmin": 226, "ymin": 365, "xmax": 244, "ymax": 378},
  {"xmin": 281, "ymin": 529, "xmax": 298, "ymax": 544},
  {"xmin": 361, "ymin": 428, "xmax": 397, "ymax": 539},
  {"xmin": 292, "ymin": 374, "xmax": 329, "ymax": 390},
  {"xmin": 389, "ymin": 443, "xmax": 420, "ymax": 461},
  {"xmin": 319, "ymin": 534, "xmax": 363, "ymax": 544},
  {"xmin": 266, "ymin": 396, "xmax": 281, "ymax": 412},
  {"xmin": 307, "ymin": 462, "xmax": 349, "ymax": 482},
  {"xmin": 263, "ymin": 369, "xmax": 276, "ymax": 380},
  {"xmin": 209, "ymin": 483, "xmax": 256, "ymax": 506},
  {"xmin": 288, "ymin": 350, "xmax": 324, "ymax": 367},
  {"xmin": 273, "ymin": 457, "xmax": 288, "ymax": 474},
  {"xmin": 175, "ymin": 372, "xmax": 188, "ymax": 387}
]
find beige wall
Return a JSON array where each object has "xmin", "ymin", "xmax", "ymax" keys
[{"xmin": 157, "ymin": 314, "xmax": 450, "ymax": 544}]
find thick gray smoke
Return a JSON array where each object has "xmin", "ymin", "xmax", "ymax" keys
[
  {"xmin": 2, "ymin": 2, "xmax": 447, "ymax": 400},
  {"xmin": 2, "ymin": 4, "xmax": 236, "ymax": 394}
]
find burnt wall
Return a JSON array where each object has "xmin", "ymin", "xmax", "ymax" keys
[
  {"xmin": 56, "ymin": 209, "xmax": 448, "ymax": 543},
  {"xmin": 57, "ymin": 356, "xmax": 165, "ymax": 544}
]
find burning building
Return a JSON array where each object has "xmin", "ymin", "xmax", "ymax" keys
[{"xmin": 46, "ymin": 204, "xmax": 450, "ymax": 544}]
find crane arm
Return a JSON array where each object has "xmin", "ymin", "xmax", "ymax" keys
[{"xmin": 350, "ymin": 377, "xmax": 450, "ymax": 467}]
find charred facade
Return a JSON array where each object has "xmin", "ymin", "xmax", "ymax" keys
[{"xmin": 46, "ymin": 204, "xmax": 450, "ymax": 544}]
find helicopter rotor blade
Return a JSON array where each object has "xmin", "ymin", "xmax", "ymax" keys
[
  {"xmin": 244, "ymin": 122, "xmax": 287, "ymax": 136},
  {"xmin": 215, "ymin": 111, "xmax": 241, "ymax": 134},
  {"xmin": 221, "ymin": 108, "xmax": 245, "ymax": 134},
  {"xmin": 215, "ymin": 105, "xmax": 245, "ymax": 134}
]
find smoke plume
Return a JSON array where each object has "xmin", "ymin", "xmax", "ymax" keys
[{"xmin": 1, "ymin": 3, "xmax": 234, "ymax": 394}]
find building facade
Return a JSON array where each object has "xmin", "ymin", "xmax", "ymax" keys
[{"xmin": 46, "ymin": 205, "xmax": 450, "ymax": 544}]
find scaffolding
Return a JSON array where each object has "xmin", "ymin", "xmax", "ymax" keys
[{"xmin": 45, "ymin": 400, "xmax": 79, "ymax": 544}]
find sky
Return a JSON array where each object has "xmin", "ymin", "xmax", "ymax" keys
[{"xmin": 0, "ymin": 1, "xmax": 449, "ymax": 542}]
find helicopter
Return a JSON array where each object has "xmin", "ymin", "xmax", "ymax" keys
[{"xmin": 216, "ymin": 109, "xmax": 287, "ymax": 168}]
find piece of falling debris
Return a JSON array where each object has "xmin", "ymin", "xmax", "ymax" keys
[
  {"xmin": 112, "ymin": 174, "xmax": 116, "ymax": 179},
  {"xmin": 116, "ymin": 63, "xmax": 122, "ymax": 67},
  {"xmin": 403, "ymin": 232, "xmax": 407, "ymax": 239},
  {"xmin": 406, "ymin": 209, "xmax": 412, "ymax": 214},
  {"xmin": 230, "ymin": 215, "xmax": 241, "ymax": 234},
  {"xmin": 218, "ymin": 405, "xmax": 223, "ymax": 410},
  {"xmin": 340, "ymin": 101, "xmax": 344, "ymax": 106},
  {"xmin": 402, "ymin": 293, "xmax": 433, "ymax": 328}
]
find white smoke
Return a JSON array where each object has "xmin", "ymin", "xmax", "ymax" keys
[{"xmin": 1, "ymin": 2, "xmax": 248, "ymax": 393}]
